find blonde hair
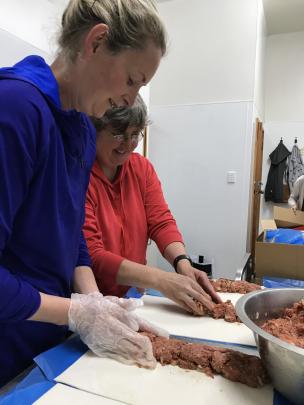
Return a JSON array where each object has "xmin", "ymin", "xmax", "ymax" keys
[{"xmin": 59, "ymin": 0, "xmax": 167, "ymax": 61}]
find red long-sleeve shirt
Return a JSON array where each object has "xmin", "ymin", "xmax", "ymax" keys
[{"xmin": 84, "ymin": 153, "xmax": 183, "ymax": 297}]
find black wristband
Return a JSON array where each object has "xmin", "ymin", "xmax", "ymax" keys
[{"xmin": 173, "ymin": 254, "xmax": 193, "ymax": 272}]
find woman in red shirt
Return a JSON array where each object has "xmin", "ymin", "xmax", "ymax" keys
[{"xmin": 84, "ymin": 96, "xmax": 221, "ymax": 314}]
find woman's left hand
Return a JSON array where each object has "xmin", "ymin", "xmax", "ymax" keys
[{"xmin": 177, "ymin": 263, "xmax": 222, "ymax": 304}]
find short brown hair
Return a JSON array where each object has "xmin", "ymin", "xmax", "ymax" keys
[{"xmin": 91, "ymin": 94, "xmax": 148, "ymax": 133}]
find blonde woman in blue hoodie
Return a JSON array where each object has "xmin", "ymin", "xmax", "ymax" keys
[{"xmin": 0, "ymin": 0, "xmax": 167, "ymax": 386}]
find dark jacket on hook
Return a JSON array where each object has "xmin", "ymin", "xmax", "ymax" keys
[{"xmin": 265, "ymin": 140, "xmax": 291, "ymax": 202}]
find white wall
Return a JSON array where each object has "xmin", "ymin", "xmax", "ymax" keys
[
  {"xmin": 148, "ymin": 0, "xmax": 260, "ymax": 278},
  {"xmin": 0, "ymin": 0, "xmax": 68, "ymax": 56},
  {"xmin": 253, "ymin": 0, "xmax": 267, "ymax": 120},
  {"xmin": 0, "ymin": 28, "xmax": 50, "ymax": 67},
  {"xmin": 151, "ymin": 0, "xmax": 258, "ymax": 106},
  {"xmin": 261, "ymin": 31, "xmax": 304, "ymax": 219},
  {"xmin": 134, "ymin": 86, "xmax": 151, "ymax": 155},
  {"xmin": 264, "ymin": 31, "xmax": 304, "ymax": 122},
  {"xmin": 149, "ymin": 101, "xmax": 254, "ymax": 278}
]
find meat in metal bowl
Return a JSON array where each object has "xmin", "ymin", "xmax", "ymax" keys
[{"xmin": 235, "ymin": 288, "xmax": 304, "ymax": 405}]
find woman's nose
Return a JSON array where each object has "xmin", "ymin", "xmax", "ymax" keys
[
  {"xmin": 123, "ymin": 136, "xmax": 134, "ymax": 148},
  {"xmin": 123, "ymin": 87, "xmax": 141, "ymax": 107},
  {"xmin": 129, "ymin": 92, "xmax": 138, "ymax": 106}
]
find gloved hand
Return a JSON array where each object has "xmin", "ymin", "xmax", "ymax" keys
[
  {"xmin": 93, "ymin": 293, "xmax": 144, "ymax": 311},
  {"xmin": 102, "ymin": 294, "xmax": 169, "ymax": 336},
  {"xmin": 89, "ymin": 293, "xmax": 168, "ymax": 337},
  {"xmin": 68, "ymin": 293, "xmax": 167, "ymax": 368}
]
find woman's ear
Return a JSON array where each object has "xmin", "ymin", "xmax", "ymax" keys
[{"xmin": 83, "ymin": 23, "xmax": 109, "ymax": 57}]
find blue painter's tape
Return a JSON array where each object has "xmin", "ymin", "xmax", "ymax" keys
[
  {"xmin": 273, "ymin": 389, "xmax": 294, "ymax": 405},
  {"xmin": 263, "ymin": 276, "xmax": 304, "ymax": 289},
  {"xmin": 34, "ymin": 335, "xmax": 87, "ymax": 380},
  {"xmin": 124, "ymin": 286, "xmax": 144, "ymax": 299},
  {"xmin": 170, "ymin": 334, "xmax": 258, "ymax": 355},
  {"xmin": 0, "ymin": 367, "xmax": 54, "ymax": 405},
  {"xmin": 125, "ymin": 287, "xmax": 164, "ymax": 298}
]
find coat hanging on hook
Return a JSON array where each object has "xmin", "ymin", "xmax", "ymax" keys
[
  {"xmin": 287, "ymin": 140, "xmax": 304, "ymax": 191},
  {"xmin": 265, "ymin": 139, "xmax": 291, "ymax": 202}
]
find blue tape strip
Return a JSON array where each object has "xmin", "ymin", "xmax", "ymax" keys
[
  {"xmin": 170, "ymin": 334, "xmax": 257, "ymax": 351},
  {"xmin": 273, "ymin": 389, "xmax": 293, "ymax": 405},
  {"xmin": 34, "ymin": 335, "xmax": 87, "ymax": 381},
  {"xmin": 146, "ymin": 288, "xmax": 164, "ymax": 297},
  {"xmin": 263, "ymin": 276, "xmax": 304, "ymax": 289},
  {"xmin": 125, "ymin": 287, "xmax": 163, "ymax": 298},
  {"xmin": 0, "ymin": 367, "xmax": 54, "ymax": 405},
  {"xmin": 124, "ymin": 287, "xmax": 144, "ymax": 299}
]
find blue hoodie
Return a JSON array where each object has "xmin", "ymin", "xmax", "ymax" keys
[{"xmin": 0, "ymin": 55, "xmax": 96, "ymax": 385}]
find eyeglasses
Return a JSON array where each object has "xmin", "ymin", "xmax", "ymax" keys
[{"xmin": 111, "ymin": 131, "xmax": 144, "ymax": 144}]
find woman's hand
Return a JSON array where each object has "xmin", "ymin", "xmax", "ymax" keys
[
  {"xmin": 156, "ymin": 271, "xmax": 218, "ymax": 315},
  {"xmin": 68, "ymin": 293, "xmax": 168, "ymax": 369},
  {"xmin": 176, "ymin": 262, "xmax": 222, "ymax": 304}
]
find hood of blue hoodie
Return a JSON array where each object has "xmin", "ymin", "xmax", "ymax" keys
[{"xmin": 0, "ymin": 55, "xmax": 61, "ymax": 108}]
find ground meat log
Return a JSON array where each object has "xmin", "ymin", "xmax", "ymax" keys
[
  {"xmin": 142, "ymin": 333, "xmax": 269, "ymax": 388},
  {"xmin": 210, "ymin": 279, "xmax": 261, "ymax": 294},
  {"xmin": 262, "ymin": 299, "xmax": 304, "ymax": 349},
  {"xmin": 195, "ymin": 299, "xmax": 240, "ymax": 323},
  {"xmin": 210, "ymin": 350, "xmax": 268, "ymax": 388}
]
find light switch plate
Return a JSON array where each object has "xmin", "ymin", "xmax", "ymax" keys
[{"xmin": 227, "ymin": 171, "xmax": 237, "ymax": 183}]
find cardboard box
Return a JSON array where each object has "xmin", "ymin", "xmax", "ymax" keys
[{"xmin": 255, "ymin": 206, "xmax": 304, "ymax": 280}]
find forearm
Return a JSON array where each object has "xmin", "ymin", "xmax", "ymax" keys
[
  {"xmin": 28, "ymin": 267, "xmax": 98, "ymax": 326},
  {"xmin": 73, "ymin": 265, "xmax": 99, "ymax": 294},
  {"xmin": 163, "ymin": 242, "xmax": 186, "ymax": 264},
  {"xmin": 117, "ymin": 259, "xmax": 164, "ymax": 291},
  {"xmin": 28, "ymin": 292, "xmax": 70, "ymax": 325},
  {"xmin": 163, "ymin": 242, "xmax": 190, "ymax": 273}
]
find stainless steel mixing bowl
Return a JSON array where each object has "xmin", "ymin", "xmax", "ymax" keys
[{"xmin": 235, "ymin": 288, "xmax": 304, "ymax": 405}]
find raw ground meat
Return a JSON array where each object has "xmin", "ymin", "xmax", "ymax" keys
[
  {"xmin": 194, "ymin": 299, "xmax": 240, "ymax": 323},
  {"xmin": 262, "ymin": 299, "xmax": 304, "ymax": 349},
  {"xmin": 210, "ymin": 279, "xmax": 261, "ymax": 294},
  {"xmin": 142, "ymin": 333, "xmax": 269, "ymax": 388}
]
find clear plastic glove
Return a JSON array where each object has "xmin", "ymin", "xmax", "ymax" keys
[
  {"xmin": 89, "ymin": 293, "xmax": 168, "ymax": 337},
  {"xmin": 68, "ymin": 293, "xmax": 167, "ymax": 368},
  {"xmin": 94, "ymin": 293, "xmax": 144, "ymax": 311}
]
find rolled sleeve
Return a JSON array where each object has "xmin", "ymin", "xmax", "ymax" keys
[{"xmin": 91, "ymin": 251, "xmax": 125, "ymax": 296}]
